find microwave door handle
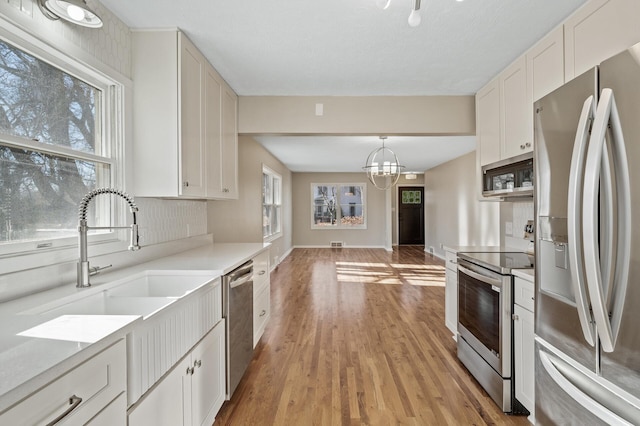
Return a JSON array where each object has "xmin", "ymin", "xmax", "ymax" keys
[
  {"xmin": 583, "ymin": 89, "xmax": 632, "ymax": 352},
  {"xmin": 458, "ymin": 265, "xmax": 502, "ymax": 289},
  {"xmin": 567, "ymin": 95, "xmax": 596, "ymax": 346}
]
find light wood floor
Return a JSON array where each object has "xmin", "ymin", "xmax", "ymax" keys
[{"xmin": 214, "ymin": 247, "xmax": 529, "ymax": 425}]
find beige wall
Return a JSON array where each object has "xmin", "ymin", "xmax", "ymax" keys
[
  {"xmin": 292, "ymin": 173, "xmax": 388, "ymax": 247},
  {"xmin": 239, "ymin": 96, "xmax": 475, "ymax": 135},
  {"xmin": 424, "ymin": 151, "xmax": 500, "ymax": 258},
  {"xmin": 207, "ymin": 136, "xmax": 293, "ymax": 266}
]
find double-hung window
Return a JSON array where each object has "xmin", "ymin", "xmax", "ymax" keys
[
  {"xmin": 262, "ymin": 165, "xmax": 282, "ymax": 240},
  {"xmin": 311, "ymin": 183, "xmax": 366, "ymax": 229},
  {"xmin": 0, "ymin": 37, "xmax": 118, "ymax": 256}
]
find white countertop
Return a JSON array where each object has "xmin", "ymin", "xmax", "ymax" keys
[
  {"xmin": 513, "ymin": 268, "xmax": 535, "ymax": 281},
  {"xmin": 442, "ymin": 245, "xmax": 526, "ymax": 253},
  {"xmin": 0, "ymin": 241, "xmax": 269, "ymax": 412}
]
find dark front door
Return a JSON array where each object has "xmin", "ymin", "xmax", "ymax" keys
[{"xmin": 398, "ymin": 186, "xmax": 424, "ymax": 245}]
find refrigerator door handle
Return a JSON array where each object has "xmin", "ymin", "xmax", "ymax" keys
[
  {"xmin": 567, "ymin": 95, "xmax": 596, "ymax": 346},
  {"xmin": 539, "ymin": 350, "xmax": 636, "ymax": 425},
  {"xmin": 583, "ymin": 88, "xmax": 632, "ymax": 353}
]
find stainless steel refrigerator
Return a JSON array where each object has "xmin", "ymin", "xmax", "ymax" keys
[{"xmin": 535, "ymin": 42, "xmax": 640, "ymax": 425}]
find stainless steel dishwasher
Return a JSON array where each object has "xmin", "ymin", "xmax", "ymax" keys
[{"xmin": 223, "ymin": 260, "xmax": 254, "ymax": 398}]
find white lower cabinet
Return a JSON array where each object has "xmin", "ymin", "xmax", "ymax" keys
[
  {"xmin": 253, "ymin": 250, "xmax": 271, "ymax": 347},
  {"xmin": 0, "ymin": 339, "xmax": 126, "ymax": 425},
  {"xmin": 444, "ymin": 249, "xmax": 458, "ymax": 338},
  {"xmin": 513, "ymin": 275, "xmax": 535, "ymax": 422},
  {"xmin": 128, "ymin": 320, "xmax": 226, "ymax": 426}
]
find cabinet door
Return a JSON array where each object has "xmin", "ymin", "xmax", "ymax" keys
[
  {"xmin": 190, "ymin": 321, "xmax": 226, "ymax": 426},
  {"xmin": 179, "ymin": 35, "xmax": 206, "ymax": 197},
  {"xmin": 205, "ymin": 66, "xmax": 223, "ymax": 198},
  {"xmin": 221, "ymin": 86, "xmax": 239, "ymax": 198},
  {"xmin": 254, "ymin": 283, "xmax": 271, "ymax": 347},
  {"xmin": 476, "ymin": 78, "xmax": 501, "ymax": 166},
  {"xmin": 527, "ymin": 26, "xmax": 565, "ymax": 103},
  {"xmin": 514, "ymin": 304, "xmax": 535, "ymax": 414},
  {"xmin": 128, "ymin": 356, "xmax": 190, "ymax": 426},
  {"xmin": 444, "ymin": 267, "xmax": 458, "ymax": 336},
  {"xmin": 564, "ymin": 0, "xmax": 640, "ymax": 81},
  {"xmin": 501, "ymin": 56, "xmax": 531, "ymax": 159}
]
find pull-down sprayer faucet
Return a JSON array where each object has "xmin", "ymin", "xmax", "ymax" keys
[{"xmin": 77, "ymin": 188, "xmax": 141, "ymax": 288}]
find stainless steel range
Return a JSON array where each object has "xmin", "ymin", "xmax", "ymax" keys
[{"xmin": 456, "ymin": 251, "xmax": 533, "ymax": 413}]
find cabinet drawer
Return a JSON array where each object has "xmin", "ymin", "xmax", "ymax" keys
[
  {"xmin": 514, "ymin": 276, "xmax": 535, "ymax": 312},
  {"xmin": 253, "ymin": 250, "xmax": 270, "ymax": 284},
  {"xmin": 253, "ymin": 283, "xmax": 271, "ymax": 347},
  {"xmin": 445, "ymin": 250, "xmax": 458, "ymax": 272},
  {"xmin": 1, "ymin": 340, "xmax": 126, "ymax": 425}
]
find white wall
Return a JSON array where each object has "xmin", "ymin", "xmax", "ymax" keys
[
  {"xmin": 424, "ymin": 152, "xmax": 500, "ymax": 258},
  {"xmin": 207, "ymin": 136, "xmax": 293, "ymax": 267}
]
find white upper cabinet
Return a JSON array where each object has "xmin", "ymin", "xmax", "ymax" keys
[
  {"xmin": 476, "ymin": 24, "xmax": 565, "ymax": 172},
  {"xmin": 564, "ymin": 0, "xmax": 640, "ymax": 81},
  {"xmin": 180, "ymin": 36, "xmax": 206, "ymax": 197},
  {"xmin": 501, "ymin": 56, "xmax": 531, "ymax": 159},
  {"xmin": 132, "ymin": 30, "xmax": 238, "ymax": 200},
  {"xmin": 476, "ymin": 78, "xmax": 501, "ymax": 167},
  {"xmin": 527, "ymin": 26, "xmax": 565, "ymax": 103}
]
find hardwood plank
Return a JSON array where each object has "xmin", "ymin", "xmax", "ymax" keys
[{"xmin": 214, "ymin": 247, "xmax": 529, "ymax": 425}]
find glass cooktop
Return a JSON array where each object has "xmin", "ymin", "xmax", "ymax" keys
[{"xmin": 457, "ymin": 251, "xmax": 534, "ymax": 275}]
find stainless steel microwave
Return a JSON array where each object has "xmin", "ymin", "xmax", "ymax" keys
[{"xmin": 481, "ymin": 152, "xmax": 533, "ymax": 198}]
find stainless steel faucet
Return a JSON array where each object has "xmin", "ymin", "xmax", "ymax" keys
[{"xmin": 77, "ymin": 188, "xmax": 141, "ymax": 288}]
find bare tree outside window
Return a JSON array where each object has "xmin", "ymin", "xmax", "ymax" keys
[
  {"xmin": 311, "ymin": 184, "xmax": 366, "ymax": 229},
  {"xmin": 0, "ymin": 39, "xmax": 108, "ymax": 245}
]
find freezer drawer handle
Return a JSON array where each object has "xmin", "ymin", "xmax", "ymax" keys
[{"xmin": 539, "ymin": 350, "xmax": 638, "ymax": 425}]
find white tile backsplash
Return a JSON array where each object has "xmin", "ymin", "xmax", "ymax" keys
[
  {"xmin": 512, "ymin": 202, "xmax": 534, "ymax": 240},
  {"xmin": 136, "ymin": 199, "xmax": 208, "ymax": 246},
  {"xmin": 503, "ymin": 201, "xmax": 534, "ymax": 251}
]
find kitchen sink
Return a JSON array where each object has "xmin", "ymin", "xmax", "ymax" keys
[
  {"xmin": 20, "ymin": 268, "xmax": 223, "ymax": 406},
  {"xmin": 105, "ymin": 270, "xmax": 211, "ymax": 298},
  {"xmin": 39, "ymin": 292, "xmax": 173, "ymax": 318}
]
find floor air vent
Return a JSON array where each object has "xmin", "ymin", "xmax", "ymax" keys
[{"xmin": 330, "ymin": 241, "xmax": 344, "ymax": 248}]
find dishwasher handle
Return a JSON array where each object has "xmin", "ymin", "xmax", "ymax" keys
[{"xmin": 229, "ymin": 270, "xmax": 252, "ymax": 288}]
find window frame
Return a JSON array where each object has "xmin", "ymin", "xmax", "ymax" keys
[
  {"xmin": 310, "ymin": 183, "xmax": 367, "ymax": 230},
  {"xmin": 0, "ymin": 22, "xmax": 129, "ymax": 268},
  {"xmin": 262, "ymin": 165, "xmax": 282, "ymax": 242}
]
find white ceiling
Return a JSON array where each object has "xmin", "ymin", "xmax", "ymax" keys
[
  {"xmin": 253, "ymin": 135, "xmax": 476, "ymax": 173},
  {"xmin": 99, "ymin": 0, "xmax": 588, "ymax": 172}
]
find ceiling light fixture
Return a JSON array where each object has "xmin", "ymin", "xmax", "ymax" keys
[
  {"xmin": 363, "ymin": 136, "xmax": 405, "ymax": 190},
  {"xmin": 37, "ymin": 0, "xmax": 103, "ymax": 28},
  {"xmin": 408, "ymin": 0, "xmax": 422, "ymax": 27}
]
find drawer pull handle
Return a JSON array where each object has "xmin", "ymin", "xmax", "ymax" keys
[
  {"xmin": 258, "ymin": 270, "xmax": 266, "ymax": 275},
  {"xmin": 194, "ymin": 359, "xmax": 202, "ymax": 368},
  {"xmin": 260, "ymin": 310, "xmax": 266, "ymax": 317},
  {"xmin": 46, "ymin": 395, "xmax": 82, "ymax": 426}
]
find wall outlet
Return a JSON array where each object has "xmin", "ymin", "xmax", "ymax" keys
[{"xmin": 505, "ymin": 221, "xmax": 513, "ymax": 236}]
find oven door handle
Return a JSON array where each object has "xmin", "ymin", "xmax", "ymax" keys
[{"xmin": 458, "ymin": 265, "xmax": 502, "ymax": 289}]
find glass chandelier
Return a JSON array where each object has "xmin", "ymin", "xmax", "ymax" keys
[{"xmin": 363, "ymin": 136, "xmax": 405, "ymax": 190}]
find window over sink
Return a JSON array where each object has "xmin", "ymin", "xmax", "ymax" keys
[{"xmin": 0, "ymin": 36, "xmax": 124, "ymax": 257}]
